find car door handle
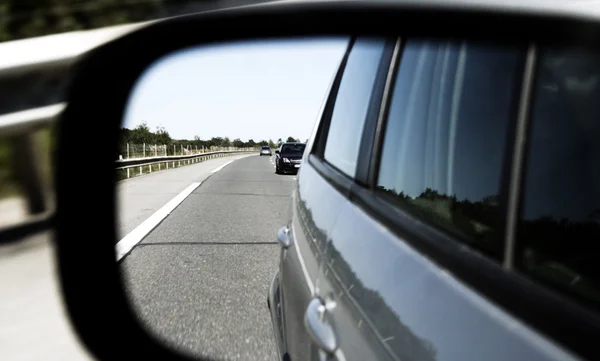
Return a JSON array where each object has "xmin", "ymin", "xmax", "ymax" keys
[
  {"xmin": 304, "ymin": 297, "xmax": 338, "ymax": 354},
  {"xmin": 278, "ymin": 226, "xmax": 293, "ymax": 249}
]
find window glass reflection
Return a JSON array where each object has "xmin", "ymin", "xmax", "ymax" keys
[
  {"xmin": 518, "ymin": 48, "xmax": 600, "ymax": 312},
  {"xmin": 377, "ymin": 40, "xmax": 525, "ymax": 260},
  {"xmin": 324, "ymin": 37, "xmax": 386, "ymax": 177}
]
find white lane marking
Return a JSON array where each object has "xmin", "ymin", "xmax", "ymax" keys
[
  {"xmin": 210, "ymin": 154, "xmax": 255, "ymax": 173},
  {"xmin": 115, "ymin": 182, "xmax": 201, "ymax": 261},
  {"xmin": 210, "ymin": 160, "xmax": 234, "ymax": 173}
]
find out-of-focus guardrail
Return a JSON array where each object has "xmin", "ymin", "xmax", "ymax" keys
[{"xmin": 0, "ymin": 103, "xmax": 64, "ymax": 242}]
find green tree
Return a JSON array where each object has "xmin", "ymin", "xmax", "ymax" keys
[
  {"xmin": 286, "ymin": 136, "xmax": 297, "ymax": 142},
  {"xmin": 209, "ymin": 137, "xmax": 223, "ymax": 148},
  {"xmin": 154, "ymin": 125, "xmax": 171, "ymax": 144},
  {"xmin": 232, "ymin": 138, "xmax": 244, "ymax": 148},
  {"xmin": 129, "ymin": 121, "xmax": 153, "ymax": 144}
]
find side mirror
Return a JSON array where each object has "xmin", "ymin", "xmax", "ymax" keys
[{"xmin": 51, "ymin": 2, "xmax": 600, "ymax": 361}]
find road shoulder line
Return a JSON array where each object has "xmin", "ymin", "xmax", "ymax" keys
[
  {"xmin": 210, "ymin": 160, "xmax": 234, "ymax": 173},
  {"xmin": 115, "ymin": 182, "xmax": 201, "ymax": 261},
  {"xmin": 210, "ymin": 154, "xmax": 256, "ymax": 173}
]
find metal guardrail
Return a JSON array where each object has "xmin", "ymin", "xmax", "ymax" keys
[
  {"xmin": 0, "ymin": 103, "xmax": 63, "ymax": 242},
  {"xmin": 115, "ymin": 149, "xmax": 258, "ymax": 179},
  {"xmin": 0, "ymin": 23, "xmax": 151, "ymax": 117},
  {"xmin": 0, "ymin": 103, "xmax": 64, "ymax": 212},
  {"xmin": 115, "ymin": 150, "xmax": 257, "ymax": 168}
]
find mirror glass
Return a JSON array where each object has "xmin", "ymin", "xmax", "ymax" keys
[
  {"xmin": 116, "ymin": 37, "xmax": 348, "ymax": 359},
  {"xmin": 113, "ymin": 32, "xmax": 600, "ymax": 361}
]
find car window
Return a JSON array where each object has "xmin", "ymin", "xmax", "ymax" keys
[
  {"xmin": 517, "ymin": 47, "xmax": 600, "ymax": 313},
  {"xmin": 281, "ymin": 144, "xmax": 305, "ymax": 154},
  {"xmin": 323, "ymin": 37, "xmax": 387, "ymax": 177},
  {"xmin": 376, "ymin": 40, "xmax": 526, "ymax": 261}
]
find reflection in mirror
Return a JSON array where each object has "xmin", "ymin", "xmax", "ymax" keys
[{"xmin": 115, "ymin": 37, "xmax": 348, "ymax": 359}]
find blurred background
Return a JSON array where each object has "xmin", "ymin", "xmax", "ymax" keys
[
  {"xmin": 0, "ymin": 2, "xmax": 278, "ymax": 361},
  {"xmin": 0, "ymin": 0, "xmax": 281, "ymax": 42}
]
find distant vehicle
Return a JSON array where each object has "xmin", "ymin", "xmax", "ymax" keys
[
  {"xmin": 260, "ymin": 145, "xmax": 272, "ymax": 156},
  {"xmin": 275, "ymin": 142, "xmax": 305, "ymax": 174}
]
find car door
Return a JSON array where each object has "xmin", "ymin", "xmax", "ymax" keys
[
  {"xmin": 297, "ymin": 36, "xmax": 397, "ymax": 360},
  {"xmin": 315, "ymin": 37, "xmax": 589, "ymax": 361}
]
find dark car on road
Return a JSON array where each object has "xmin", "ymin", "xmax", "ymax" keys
[
  {"xmin": 267, "ymin": 34, "xmax": 600, "ymax": 361},
  {"xmin": 275, "ymin": 142, "xmax": 305, "ymax": 174}
]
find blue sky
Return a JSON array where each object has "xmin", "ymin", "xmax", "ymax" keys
[{"xmin": 122, "ymin": 37, "xmax": 349, "ymax": 142}]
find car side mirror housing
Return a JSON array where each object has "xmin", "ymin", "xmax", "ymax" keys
[{"xmin": 51, "ymin": 1, "xmax": 600, "ymax": 360}]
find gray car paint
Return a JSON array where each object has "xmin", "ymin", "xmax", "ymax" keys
[{"xmin": 268, "ymin": 34, "xmax": 585, "ymax": 361}]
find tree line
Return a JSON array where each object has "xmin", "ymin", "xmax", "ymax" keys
[
  {"xmin": 119, "ymin": 122, "xmax": 304, "ymax": 150},
  {"xmin": 379, "ymin": 185, "xmax": 600, "ymax": 290}
]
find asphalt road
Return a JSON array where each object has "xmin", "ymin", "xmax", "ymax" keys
[
  {"xmin": 119, "ymin": 154, "xmax": 296, "ymax": 361},
  {"xmin": 116, "ymin": 153, "xmax": 254, "ymax": 240}
]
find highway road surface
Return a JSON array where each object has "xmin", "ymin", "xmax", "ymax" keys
[{"xmin": 119, "ymin": 153, "xmax": 296, "ymax": 360}]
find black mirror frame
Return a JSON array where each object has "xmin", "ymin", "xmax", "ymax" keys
[{"xmin": 54, "ymin": 1, "xmax": 600, "ymax": 361}]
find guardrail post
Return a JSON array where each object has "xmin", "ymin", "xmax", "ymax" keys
[
  {"xmin": 127, "ymin": 143, "xmax": 130, "ymax": 159},
  {"xmin": 143, "ymin": 143, "xmax": 146, "ymax": 158},
  {"xmin": 11, "ymin": 134, "xmax": 46, "ymax": 215},
  {"xmin": 127, "ymin": 168, "xmax": 130, "ymax": 178},
  {"xmin": 139, "ymin": 166, "xmax": 142, "ymax": 175}
]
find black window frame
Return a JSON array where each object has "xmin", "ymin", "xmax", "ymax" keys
[
  {"xmin": 309, "ymin": 35, "xmax": 397, "ymax": 195},
  {"xmin": 349, "ymin": 37, "xmax": 600, "ymax": 361}
]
